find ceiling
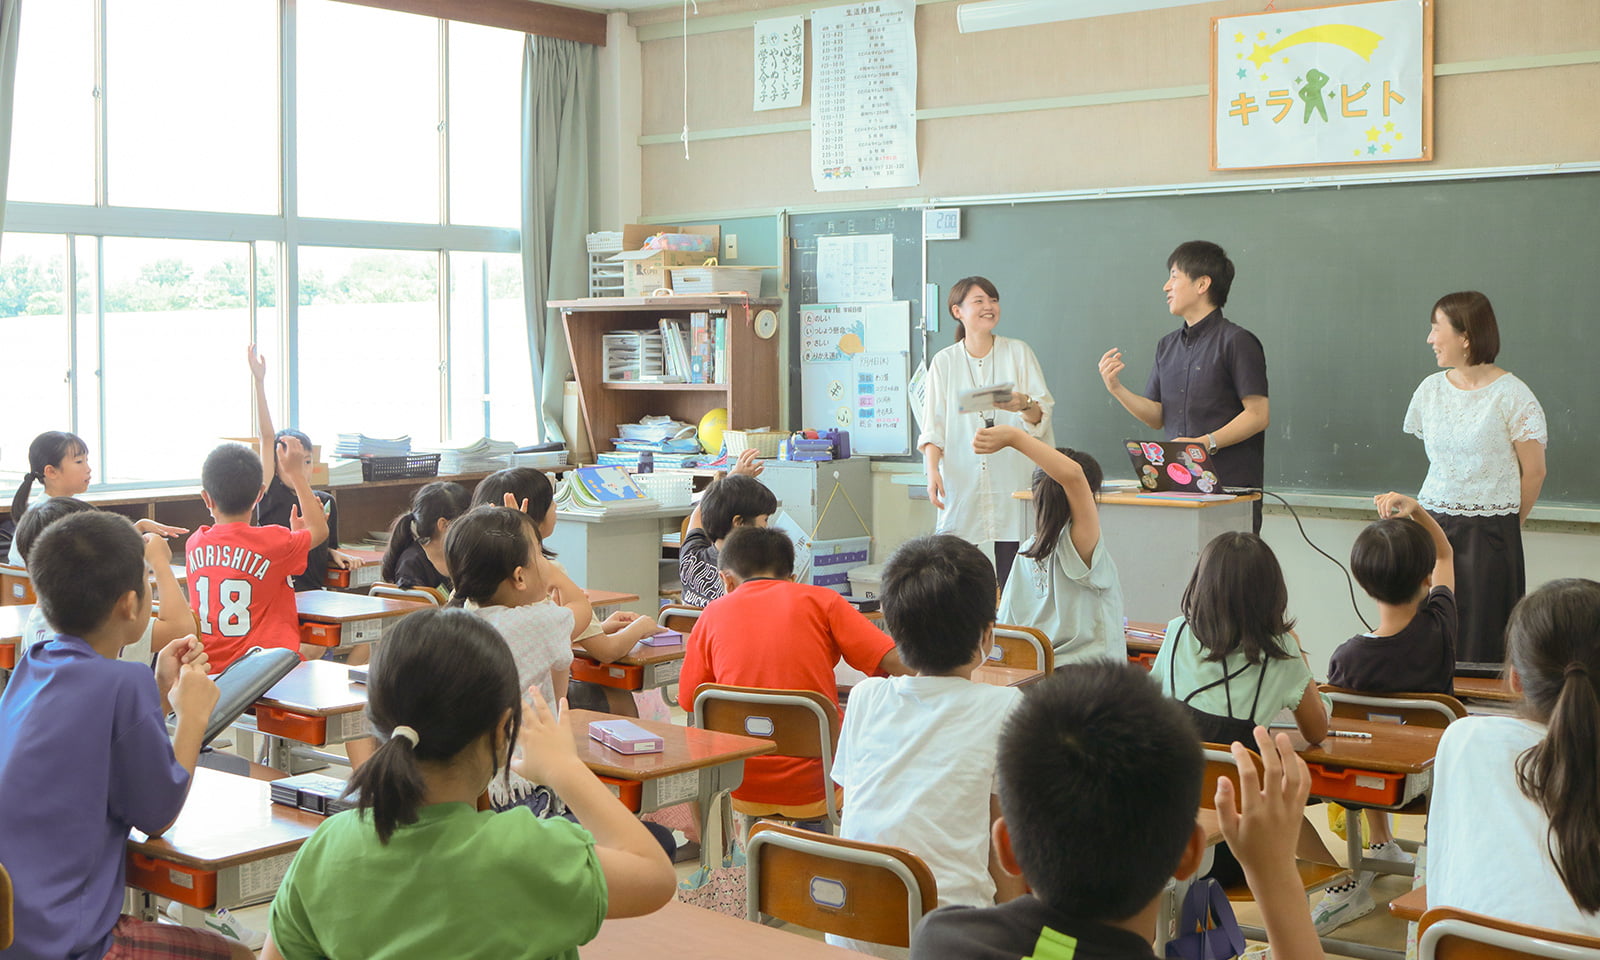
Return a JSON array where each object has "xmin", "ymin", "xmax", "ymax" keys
[{"xmin": 550, "ymin": 0, "xmax": 679, "ymax": 9}]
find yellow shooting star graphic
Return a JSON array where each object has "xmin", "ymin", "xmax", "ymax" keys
[{"xmin": 1247, "ymin": 24, "xmax": 1383, "ymax": 68}]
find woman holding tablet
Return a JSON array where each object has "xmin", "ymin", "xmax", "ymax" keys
[
  {"xmin": 1403, "ymin": 291, "xmax": 1547, "ymax": 673},
  {"xmin": 917, "ymin": 276, "xmax": 1053, "ymax": 587}
]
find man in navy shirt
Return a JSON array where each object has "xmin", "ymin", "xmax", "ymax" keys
[{"xmin": 1098, "ymin": 241, "xmax": 1269, "ymax": 531}]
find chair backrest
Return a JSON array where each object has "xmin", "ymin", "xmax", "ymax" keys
[
  {"xmin": 692, "ymin": 684, "xmax": 842, "ymax": 826},
  {"xmin": 1319, "ymin": 685, "xmax": 1467, "ymax": 729},
  {"xmin": 1200, "ymin": 742, "xmax": 1263, "ymax": 812},
  {"xmin": 0, "ymin": 564, "xmax": 34, "ymax": 606},
  {"xmin": 369, "ymin": 582, "xmax": 446, "ymax": 606},
  {"xmin": 1419, "ymin": 907, "xmax": 1600, "ymax": 960},
  {"xmin": 658, "ymin": 604, "xmax": 704, "ymax": 635},
  {"xmin": 746, "ymin": 820, "xmax": 937, "ymax": 948},
  {"xmin": 991, "ymin": 624, "xmax": 1054, "ymax": 674},
  {"xmin": 0, "ymin": 860, "xmax": 12, "ymax": 949}
]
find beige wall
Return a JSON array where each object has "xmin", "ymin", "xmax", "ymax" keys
[{"xmin": 630, "ymin": 0, "xmax": 1600, "ymax": 218}]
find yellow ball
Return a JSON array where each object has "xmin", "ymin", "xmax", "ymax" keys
[{"xmin": 698, "ymin": 407, "xmax": 729, "ymax": 455}]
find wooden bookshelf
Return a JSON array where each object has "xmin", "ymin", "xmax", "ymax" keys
[{"xmin": 552, "ymin": 296, "xmax": 782, "ymax": 455}]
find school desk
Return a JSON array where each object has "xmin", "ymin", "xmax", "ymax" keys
[
  {"xmin": 972, "ymin": 663, "xmax": 1044, "ymax": 687},
  {"xmin": 125, "ymin": 767, "xmax": 322, "ymax": 919},
  {"xmin": 1125, "ymin": 619, "xmax": 1167, "ymax": 669},
  {"xmin": 0, "ymin": 562, "xmax": 33, "ymax": 605},
  {"xmin": 585, "ymin": 898, "xmax": 859, "ymax": 959},
  {"xmin": 0, "ymin": 602, "xmax": 28, "ymax": 671},
  {"xmin": 544, "ymin": 503, "xmax": 690, "ymax": 616},
  {"xmin": 322, "ymin": 546, "xmax": 383, "ymax": 591},
  {"xmin": 245, "ymin": 660, "xmax": 370, "ymax": 771},
  {"xmin": 1453, "ymin": 675, "xmax": 1520, "ymax": 704},
  {"xmin": 295, "ymin": 590, "xmax": 426, "ymax": 649},
  {"xmin": 567, "ymin": 708, "xmax": 773, "ymax": 866},
  {"xmin": 570, "ymin": 636, "xmax": 687, "ymax": 717}
]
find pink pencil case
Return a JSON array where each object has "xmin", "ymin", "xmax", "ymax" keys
[
  {"xmin": 589, "ymin": 719, "xmax": 665, "ymax": 755},
  {"xmin": 638, "ymin": 628, "xmax": 684, "ymax": 647}
]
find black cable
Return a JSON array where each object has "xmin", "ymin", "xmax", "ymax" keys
[{"xmin": 1227, "ymin": 487, "xmax": 1373, "ymax": 633}]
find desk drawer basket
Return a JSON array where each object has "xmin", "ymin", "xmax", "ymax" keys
[
  {"xmin": 631, "ymin": 472, "xmax": 692, "ymax": 509},
  {"xmin": 359, "ymin": 454, "xmax": 441, "ymax": 481},
  {"xmin": 1304, "ymin": 763, "xmax": 1405, "ymax": 806}
]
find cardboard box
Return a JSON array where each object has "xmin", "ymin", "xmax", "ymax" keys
[{"xmin": 609, "ymin": 224, "xmax": 720, "ymax": 297}]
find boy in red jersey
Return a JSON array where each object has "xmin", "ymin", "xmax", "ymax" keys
[{"xmin": 186, "ymin": 437, "xmax": 327, "ymax": 672}]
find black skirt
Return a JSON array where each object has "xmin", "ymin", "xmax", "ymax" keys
[{"xmin": 1431, "ymin": 511, "xmax": 1525, "ymax": 674}]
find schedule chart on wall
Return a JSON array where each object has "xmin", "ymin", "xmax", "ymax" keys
[{"xmin": 810, "ymin": 0, "xmax": 919, "ymax": 191}]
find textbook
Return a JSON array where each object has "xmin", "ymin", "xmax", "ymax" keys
[{"xmin": 555, "ymin": 466, "xmax": 657, "ymax": 515}]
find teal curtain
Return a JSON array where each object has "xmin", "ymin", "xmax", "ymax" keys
[
  {"xmin": 0, "ymin": 0, "xmax": 22, "ymax": 245},
  {"xmin": 521, "ymin": 34, "xmax": 596, "ymax": 444}
]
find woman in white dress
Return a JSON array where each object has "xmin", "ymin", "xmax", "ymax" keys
[
  {"xmin": 917, "ymin": 277, "xmax": 1054, "ymax": 587},
  {"xmin": 1403, "ymin": 291, "xmax": 1547, "ymax": 672}
]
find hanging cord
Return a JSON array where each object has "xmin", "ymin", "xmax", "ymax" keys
[
  {"xmin": 681, "ymin": 0, "xmax": 699, "ymax": 159},
  {"xmin": 1229, "ymin": 488, "xmax": 1372, "ymax": 632}
]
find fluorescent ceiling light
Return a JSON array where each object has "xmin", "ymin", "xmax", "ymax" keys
[{"xmin": 956, "ymin": 0, "xmax": 1214, "ymax": 34}]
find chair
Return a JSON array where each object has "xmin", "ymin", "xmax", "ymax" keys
[
  {"xmin": 0, "ymin": 564, "xmax": 34, "ymax": 606},
  {"xmin": 692, "ymin": 683, "xmax": 842, "ymax": 829},
  {"xmin": 1201, "ymin": 742, "xmax": 1349, "ymax": 900},
  {"xmin": 1319, "ymin": 685, "xmax": 1467, "ymax": 729},
  {"xmin": 1418, "ymin": 906, "xmax": 1600, "ymax": 960},
  {"xmin": 657, "ymin": 603, "xmax": 704, "ymax": 635},
  {"xmin": 746, "ymin": 820, "xmax": 937, "ymax": 950},
  {"xmin": 368, "ymin": 582, "xmax": 446, "ymax": 606},
  {"xmin": 0, "ymin": 860, "xmax": 12, "ymax": 949},
  {"xmin": 991, "ymin": 624, "xmax": 1054, "ymax": 674}
]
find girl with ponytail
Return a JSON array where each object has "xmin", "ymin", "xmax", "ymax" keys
[
  {"xmin": 1428, "ymin": 578, "xmax": 1600, "ymax": 933},
  {"xmin": 379, "ymin": 480, "xmax": 469, "ymax": 591},
  {"xmin": 261, "ymin": 608, "xmax": 676, "ymax": 960}
]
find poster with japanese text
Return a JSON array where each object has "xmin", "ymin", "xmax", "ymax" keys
[
  {"xmin": 1212, "ymin": 0, "xmax": 1432, "ymax": 170},
  {"xmin": 851, "ymin": 352, "xmax": 910, "ymax": 456},
  {"xmin": 800, "ymin": 302, "xmax": 910, "ymax": 451},
  {"xmin": 754, "ymin": 16, "xmax": 804, "ymax": 111},
  {"xmin": 810, "ymin": 0, "xmax": 919, "ymax": 191}
]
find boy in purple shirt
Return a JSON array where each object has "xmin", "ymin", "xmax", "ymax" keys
[{"xmin": 0, "ymin": 512, "xmax": 249, "ymax": 960}]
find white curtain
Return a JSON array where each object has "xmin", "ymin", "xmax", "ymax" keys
[{"xmin": 0, "ymin": 0, "xmax": 23, "ymax": 247}]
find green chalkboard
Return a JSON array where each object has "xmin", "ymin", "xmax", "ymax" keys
[{"xmin": 924, "ymin": 173, "xmax": 1597, "ymax": 506}]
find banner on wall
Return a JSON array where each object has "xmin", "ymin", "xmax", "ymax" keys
[
  {"xmin": 810, "ymin": 0, "xmax": 919, "ymax": 191},
  {"xmin": 1211, "ymin": 0, "xmax": 1432, "ymax": 170},
  {"xmin": 754, "ymin": 16, "xmax": 805, "ymax": 111}
]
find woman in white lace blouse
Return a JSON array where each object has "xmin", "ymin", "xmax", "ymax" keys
[{"xmin": 1403, "ymin": 291, "xmax": 1547, "ymax": 672}]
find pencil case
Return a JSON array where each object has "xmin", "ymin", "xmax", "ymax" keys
[
  {"xmin": 638, "ymin": 628, "xmax": 684, "ymax": 647},
  {"xmin": 588, "ymin": 719, "xmax": 665, "ymax": 754}
]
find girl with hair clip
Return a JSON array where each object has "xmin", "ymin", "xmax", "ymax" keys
[
  {"xmin": 975, "ymin": 425, "xmax": 1126, "ymax": 667},
  {"xmin": 1428, "ymin": 578, "xmax": 1600, "ymax": 934},
  {"xmin": 261, "ymin": 608, "xmax": 677, "ymax": 960},
  {"xmin": 1152, "ymin": 531, "xmax": 1336, "ymax": 879},
  {"xmin": 472, "ymin": 467, "xmax": 662, "ymax": 663},
  {"xmin": 8, "ymin": 430, "xmax": 187, "ymax": 564},
  {"xmin": 380, "ymin": 480, "xmax": 469, "ymax": 592}
]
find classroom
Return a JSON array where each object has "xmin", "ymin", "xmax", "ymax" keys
[{"xmin": 1, "ymin": 0, "xmax": 1598, "ymax": 958}]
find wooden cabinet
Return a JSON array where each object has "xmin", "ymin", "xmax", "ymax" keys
[{"xmin": 552, "ymin": 296, "xmax": 781, "ymax": 455}]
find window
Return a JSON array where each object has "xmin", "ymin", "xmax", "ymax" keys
[{"xmin": 3, "ymin": 3, "xmax": 528, "ymax": 492}]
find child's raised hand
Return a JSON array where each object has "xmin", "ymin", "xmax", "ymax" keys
[
  {"xmin": 142, "ymin": 531, "xmax": 174, "ymax": 568},
  {"xmin": 972, "ymin": 424, "xmax": 1021, "ymax": 455},
  {"xmin": 1214, "ymin": 726, "xmax": 1310, "ymax": 878},
  {"xmin": 135, "ymin": 518, "xmax": 189, "ymax": 539},
  {"xmin": 511, "ymin": 688, "xmax": 581, "ymax": 784},
  {"xmin": 1374, "ymin": 491, "xmax": 1419, "ymax": 520},
  {"xmin": 500, "ymin": 491, "xmax": 531, "ymax": 513},
  {"xmin": 730, "ymin": 447, "xmax": 764, "ymax": 478},
  {"xmin": 276, "ymin": 435, "xmax": 309, "ymax": 480},
  {"xmin": 247, "ymin": 343, "xmax": 267, "ymax": 381},
  {"xmin": 170, "ymin": 659, "xmax": 219, "ymax": 723}
]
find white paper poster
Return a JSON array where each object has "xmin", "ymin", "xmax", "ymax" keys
[
  {"xmin": 810, "ymin": 0, "xmax": 919, "ymax": 191},
  {"xmin": 816, "ymin": 234, "xmax": 894, "ymax": 303},
  {"xmin": 1213, "ymin": 0, "xmax": 1431, "ymax": 170},
  {"xmin": 754, "ymin": 16, "xmax": 805, "ymax": 111},
  {"xmin": 851, "ymin": 351, "xmax": 910, "ymax": 455},
  {"xmin": 800, "ymin": 302, "xmax": 911, "ymax": 445}
]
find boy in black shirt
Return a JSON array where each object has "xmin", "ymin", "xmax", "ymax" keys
[{"xmin": 911, "ymin": 661, "xmax": 1323, "ymax": 960}]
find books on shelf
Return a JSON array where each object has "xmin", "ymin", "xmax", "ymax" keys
[
  {"xmin": 334, "ymin": 434, "xmax": 411, "ymax": 458},
  {"xmin": 554, "ymin": 466, "xmax": 658, "ymax": 515}
]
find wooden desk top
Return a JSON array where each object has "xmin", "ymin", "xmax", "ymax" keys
[
  {"xmin": 1454, "ymin": 676, "xmax": 1519, "ymax": 703},
  {"xmin": 341, "ymin": 547, "xmax": 385, "ymax": 565},
  {"xmin": 585, "ymin": 898, "xmax": 857, "ymax": 959},
  {"xmin": 1294, "ymin": 717, "xmax": 1443, "ymax": 775},
  {"xmin": 127, "ymin": 768, "xmax": 323, "ymax": 870},
  {"xmin": 973, "ymin": 663, "xmax": 1043, "ymax": 688},
  {"xmin": 1125, "ymin": 620, "xmax": 1167, "ymax": 654},
  {"xmin": 256, "ymin": 661, "xmax": 367, "ymax": 716},
  {"xmin": 0, "ymin": 603, "xmax": 32, "ymax": 645},
  {"xmin": 1389, "ymin": 885, "xmax": 1427, "ymax": 922},
  {"xmin": 568, "ymin": 709, "xmax": 773, "ymax": 781},
  {"xmin": 296, "ymin": 591, "xmax": 426, "ymax": 622},
  {"xmin": 585, "ymin": 588, "xmax": 641, "ymax": 606}
]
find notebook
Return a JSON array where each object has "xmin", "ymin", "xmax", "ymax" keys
[{"xmin": 1123, "ymin": 439, "xmax": 1227, "ymax": 494}]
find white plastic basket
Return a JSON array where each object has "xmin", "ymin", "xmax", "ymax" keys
[{"xmin": 630, "ymin": 471, "xmax": 692, "ymax": 509}]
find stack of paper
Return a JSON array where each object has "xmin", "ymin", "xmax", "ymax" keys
[
  {"xmin": 334, "ymin": 434, "xmax": 412, "ymax": 458},
  {"xmin": 325, "ymin": 459, "xmax": 366, "ymax": 486},
  {"xmin": 422, "ymin": 437, "xmax": 518, "ymax": 474},
  {"xmin": 509, "ymin": 450, "xmax": 567, "ymax": 469}
]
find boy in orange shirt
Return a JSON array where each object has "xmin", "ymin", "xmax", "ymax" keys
[
  {"xmin": 678, "ymin": 527, "xmax": 908, "ymax": 821},
  {"xmin": 186, "ymin": 437, "xmax": 327, "ymax": 673}
]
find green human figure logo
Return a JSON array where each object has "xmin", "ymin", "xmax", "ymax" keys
[{"xmin": 1299, "ymin": 68, "xmax": 1330, "ymax": 123}]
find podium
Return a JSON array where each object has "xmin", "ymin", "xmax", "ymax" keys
[{"xmin": 1096, "ymin": 493, "xmax": 1259, "ymax": 623}]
